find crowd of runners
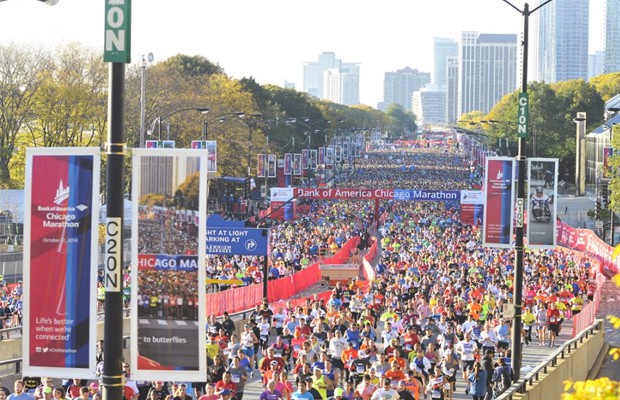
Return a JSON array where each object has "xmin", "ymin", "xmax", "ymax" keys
[
  {"xmin": 189, "ymin": 145, "xmax": 597, "ymax": 400},
  {"xmin": 13, "ymin": 142, "xmax": 600, "ymax": 400}
]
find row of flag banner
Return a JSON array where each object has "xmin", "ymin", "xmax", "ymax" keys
[{"xmin": 257, "ymin": 144, "xmax": 363, "ymax": 177}]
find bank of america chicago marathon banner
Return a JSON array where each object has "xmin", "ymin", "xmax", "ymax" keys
[
  {"xmin": 131, "ymin": 149, "xmax": 207, "ymax": 381},
  {"xmin": 294, "ymin": 187, "xmax": 461, "ymax": 201},
  {"xmin": 527, "ymin": 158, "xmax": 558, "ymax": 248},
  {"xmin": 483, "ymin": 157, "xmax": 515, "ymax": 248},
  {"xmin": 23, "ymin": 148, "xmax": 100, "ymax": 378},
  {"xmin": 460, "ymin": 190, "xmax": 485, "ymax": 225}
]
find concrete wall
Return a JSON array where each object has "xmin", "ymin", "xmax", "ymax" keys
[{"xmin": 507, "ymin": 325, "xmax": 604, "ymax": 400}]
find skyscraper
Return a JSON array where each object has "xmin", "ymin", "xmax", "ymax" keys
[
  {"xmin": 589, "ymin": 51, "xmax": 605, "ymax": 80},
  {"xmin": 605, "ymin": 0, "xmax": 620, "ymax": 73},
  {"xmin": 303, "ymin": 52, "xmax": 360, "ymax": 105},
  {"xmin": 412, "ymin": 85, "xmax": 446, "ymax": 126},
  {"xmin": 458, "ymin": 32, "xmax": 518, "ymax": 116},
  {"xmin": 530, "ymin": 0, "xmax": 589, "ymax": 82},
  {"xmin": 434, "ymin": 37, "xmax": 458, "ymax": 86},
  {"xmin": 381, "ymin": 67, "xmax": 431, "ymax": 112},
  {"xmin": 445, "ymin": 56, "xmax": 459, "ymax": 124}
]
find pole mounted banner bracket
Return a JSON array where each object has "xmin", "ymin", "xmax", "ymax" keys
[{"xmin": 105, "ymin": 142, "xmax": 127, "ymax": 155}]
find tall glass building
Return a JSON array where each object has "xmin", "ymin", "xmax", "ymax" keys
[
  {"xmin": 605, "ymin": 0, "xmax": 620, "ymax": 73},
  {"xmin": 530, "ymin": 0, "xmax": 589, "ymax": 82},
  {"xmin": 458, "ymin": 32, "xmax": 518, "ymax": 116}
]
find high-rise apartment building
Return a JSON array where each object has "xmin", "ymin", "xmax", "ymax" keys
[
  {"xmin": 381, "ymin": 67, "xmax": 430, "ymax": 112},
  {"xmin": 303, "ymin": 52, "xmax": 360, "ymax": 106},
  {"xmin": 445, "ymin": 56, "xmax": 459, "ymax": 124},
  {"xmin": 589, "ymin": 51, "xmax": 605, "ymax": 80},
  {"xmin": 458, "ymin": 32, "xmax": 518, "ymax": 116},
  {"xmin": 530, "ymin": 0, "xmax": 589, "ymax": 82},
  {"xmin": 434, "ymin": 37, "xmax": 458, "ymax": 86},
  {"xmin": 412, "ymin": 85, "xmax": 446, "ymax": 126},
  {"xmin": 605, "ymin": 0, "xmax": 620, "ymax": 73}
]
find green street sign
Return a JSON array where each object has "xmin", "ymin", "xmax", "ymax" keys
[
  {"xmin": 104, "ymin": 0, "xmax": 131, "ymax": 63},
  {"xmin": 517, "ymin": 92, "xmax": 529, "ymax": 139}
]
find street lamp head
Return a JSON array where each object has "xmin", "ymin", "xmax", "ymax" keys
[
  {"xmin": 572, "ymin": 117, "xmax": 586, "ymax": 123},
  {"xmin": 196, "ymin": 107, "xmax": 209, "ymax": 114}
]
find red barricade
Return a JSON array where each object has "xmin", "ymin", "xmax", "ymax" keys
[
  {"xmin": 557, "ymin": 221, "xmax": 619, "ymax": 277},
  {"xmin": 205, "ymin": 236, "xmax": 360, "ymax": 316},
  {"xmin": 205, "ymin": 284, "xmax": 262, "ymax": 316},
  {"xmin": 571, "ymin": 271, "xmax": 607, "ymax": 337}
]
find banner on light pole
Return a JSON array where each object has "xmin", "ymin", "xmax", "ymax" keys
[
  {"xmin": 527, "ymin": 158, "xmax": 558, "ymax": 248},
  {"xmin": 483, "ymin": 157, "xmax": 515, "ymax": 248},
  {"xmin": 131, "ymin": 149, "xmax": 207, "ymax": 381},
  {"xmin": 23, "ymin": 148, "xmax": 100, "ymax": 378}
]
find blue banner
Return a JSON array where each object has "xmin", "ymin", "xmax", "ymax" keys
[
  {"xmin": 206, "ymin": 227, "xmax": 269, "ymax": 256},
  {"xmin": 393, "ymin": 189, "xmax": 461, "ymax": 202},
  {"xmin": 137, "ymin": 254, "xmax": 198, "ymax": 271}
]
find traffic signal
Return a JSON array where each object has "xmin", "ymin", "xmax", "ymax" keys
[
  {"xmin": 595, "ymin": 198, "xmax": 601, "ymax": 220},
  {"xmin": 602, "ymin": 188, "xmax": 609, "ymax": 208}
]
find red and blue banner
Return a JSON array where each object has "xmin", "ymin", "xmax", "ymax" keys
[
  {"xmin": 257, "ymin": 154, "xmax": 266, "ymax": 177},
  {"xmin": 301, "ymin": 149, "xmax": 309, "ymax": 170},
  {"xmin": 483, "ymin": 157, "xmax": 515, "ymax": 248},
  {"xmin": 460, "ymin": 190, "xmax": 484, "ymax": 225},
  {"xmin": 23, "ymin": 148, "xmax": 100, "ymax": 378},
  {"xmin": 293, "ymin": 153, "xmax": 302, "ymax": 176},
  {"xmin": 284, "ymin": 153, "xmax": 292, "ymax": 175}
]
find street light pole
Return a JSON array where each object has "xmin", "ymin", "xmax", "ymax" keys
[
  {"xmin": 502, "ymin": 0, "xmax": 553, "ymax": 382},
  {"xmin": 607, "ymin": 107, "xmax": 620, "ymax": 245},
  {"xmin": 147, "ymin": 107, "xmax": 209, "ymax": 143}
]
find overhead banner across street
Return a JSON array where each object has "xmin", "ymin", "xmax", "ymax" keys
[
  {"xmin": 294, "ymin": 188, "xmax": 461, "ymax": 201},
  {"xmin": 23, "ymin": 148, "xmax": 100, "ymax": 378}
]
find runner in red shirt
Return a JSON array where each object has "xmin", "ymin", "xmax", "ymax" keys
[{"xmin": 546, "ymin": 302, "xmax": 561, "ymax": 347}]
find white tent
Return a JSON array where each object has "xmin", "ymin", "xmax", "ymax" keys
[{"xmin": 99, "ymin": 198, "xmax": 133, "ymax": 226}]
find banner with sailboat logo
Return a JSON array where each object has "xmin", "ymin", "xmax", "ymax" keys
[
  {"xmin": 23, "ymin": 148, "xmax": 100, "ymax": 378},
  {"xmin": 483, "ymin": 157, "xmax": 515, "ymax": 248}
]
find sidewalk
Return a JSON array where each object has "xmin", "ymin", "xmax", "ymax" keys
[{"xmin": 595, "ymin": 280, "xmax": 620, "ymax": 381}]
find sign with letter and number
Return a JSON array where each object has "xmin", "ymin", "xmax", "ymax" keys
[
  {"xmin": 517, "ymin": 93, "xmax": 529, "ymax": 139},
  {"xmin": 104, "ymin": 0, "xmax": 132, "ymax": 63},
  {"xmin": 23, "ymin": 148, "xmax": 100, "ymax": 378}
]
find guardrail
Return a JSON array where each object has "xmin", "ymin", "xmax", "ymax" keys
[
  {"xmin": 497, "ymin": 319, "xmax": 604, "ymax": 400},
  {"xmin": 0, "ymin": 326, "xmax": 23, "ymax": 338}
]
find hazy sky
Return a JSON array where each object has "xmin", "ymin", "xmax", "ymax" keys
[{"xmin": 0, "ymin": 0, "xmax": 606, "ymax": 107}]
